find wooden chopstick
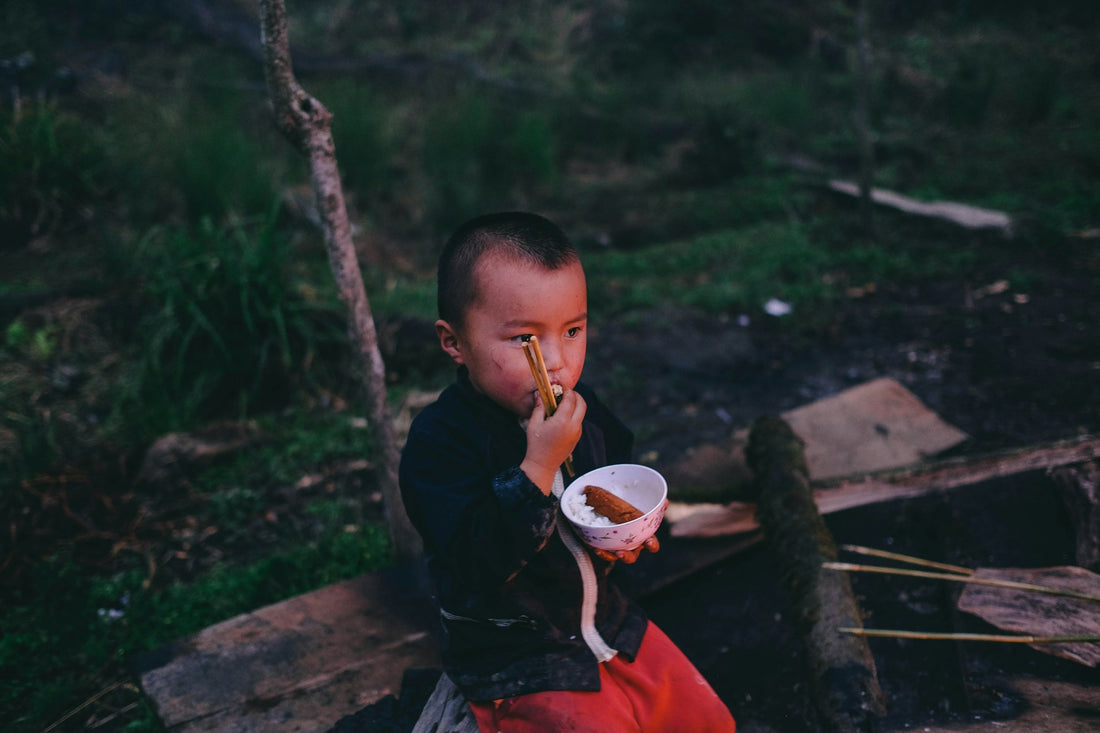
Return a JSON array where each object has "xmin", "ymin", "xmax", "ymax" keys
[
  {"xmin": 522, "ymin": 341, "xmax": 557, "ymax": 415},
  {"xmin": 522, "ymin": 337, "xmax": 576, "ymax": 478}
]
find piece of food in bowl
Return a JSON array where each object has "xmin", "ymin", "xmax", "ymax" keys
[{"xmin": 582, "ymin": 484, "xmax": 643, "ymax": 524}]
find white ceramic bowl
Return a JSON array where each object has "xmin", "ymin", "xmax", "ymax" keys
[{"xmin": 560, "ymin": 464, "xmax": 668, "ymax": 552}]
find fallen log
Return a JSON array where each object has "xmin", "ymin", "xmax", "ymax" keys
[{"xmin": 746, "ymin": 415, "xmax": 886, "ymax": 733}]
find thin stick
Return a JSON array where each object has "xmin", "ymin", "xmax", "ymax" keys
[
  {"xmin": 840, "ymin": 544, "xmax": 973, "ymax": 575},
  {"xmin": 523, "ymin": 338, "xmax": 575, "ymax": 478},
  {"xmin": 42, "ymin": 681, "xmax": 128, "ymax": 733},
  {"xmin": 824, "ymin": 562, "xmax": 1100, "ymax": 604},
  {"xmin": 838, "ymin": 627, "xmax": 1100, "ymax": 644}
]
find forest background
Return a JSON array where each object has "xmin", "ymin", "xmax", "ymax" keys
[{"xmin": 2, "ymin": 1, "xmax": 1098, "ymax": 730}]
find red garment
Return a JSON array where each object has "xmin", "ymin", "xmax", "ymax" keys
[{"xmin": 468, "ymin": 622, "xmax": 736, "ymax": 732}]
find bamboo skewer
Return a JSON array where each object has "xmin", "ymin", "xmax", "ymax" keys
[
  {"xmin": 837, "ymin": 628, "xmax": 1100, "ymax": 644},
  {"xmin": 829, "ymin": 547, "xmax": 1100, "ymax": 657},
  {"xmin": 824, "ymin": 561, "xmax": 1100, "ymax": 604},
  {"xmin": 840, "ymin": 544, "xmax": 973, "ymax": 575},
  {"xmin": 522, "ymin": 337, "xmax": 575, "ymax": 478}
]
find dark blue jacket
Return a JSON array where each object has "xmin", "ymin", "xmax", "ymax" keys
[{"xmin": 399, "ymin": 369, "xmax": 648, "ymax": 701}]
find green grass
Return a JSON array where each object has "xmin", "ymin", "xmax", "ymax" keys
[
  {"xmin": 1, "ymin": 405, "xmax": 389, "ymax": 732},
  {"xmin": 203, "ymin": 408, "xmax": 377, "ymax": 488},
  {"xmin": 586, "ymin": 221, "xmax": 833, "ymax": 316},
  {"xmin": 1, "ymin": 526, "xmax": 390, "ymax": 733},
  {"xmin": 119, "ymin": 214, "xmax": 347, "ymax": 435}
]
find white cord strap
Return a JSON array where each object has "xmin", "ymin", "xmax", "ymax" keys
[{"xmin": 552, "ymin": 470, "xmax": 618, "ymax": 663}]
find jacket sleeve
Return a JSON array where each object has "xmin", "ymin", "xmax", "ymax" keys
[{"xmin": 400, "ymin": 415, "xmax": 559, "ymax": 594}]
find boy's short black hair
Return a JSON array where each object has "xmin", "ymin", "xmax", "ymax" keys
[{"xmin": 438, "ymin": 211, "xmax": 579, "ymax": 327}]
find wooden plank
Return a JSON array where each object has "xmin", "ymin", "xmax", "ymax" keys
[
  {"xmin": 668, "ymin": 435, "xmax": 1100, "ymax": 539},
  {"xmin": 139, "ymin": 565, "xmax": 439, "ymax": 733},
  {"xmin": 779, "ymin": 377, "xmax": 969, "ymax": 480},
  {"xmin": 827, "ymin": 179, "xmax": 1013, "ymax": 234},
  {"xmin": 957, "ymin": 566, "xmax": 1100, "ymax": 667}
]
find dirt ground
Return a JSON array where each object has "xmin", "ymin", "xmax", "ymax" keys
[
  {"xmin": 585, "ymin": 255, "xmax": 1099, "ymax": 467},
  {"xmin": 578, "ymin": 241, "xmax": 1100, "ymax": 731},
  {"xmin": 639, "ymin": 471, "xmax": 1100, "ymax": 732}
]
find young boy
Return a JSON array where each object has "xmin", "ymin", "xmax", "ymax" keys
[{"xmin": 399, "ymin": 212, "xmax": 736, "ymax": 732}]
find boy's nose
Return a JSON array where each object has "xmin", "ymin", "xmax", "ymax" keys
[{"xmin": 539, "ymin": 338, "xmax": 566, "ymax": 373}]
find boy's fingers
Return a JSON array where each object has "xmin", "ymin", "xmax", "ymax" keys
[
  {"xmin": 557, "ymin": 389, "xmax": 586, "ymax": 421},
  {"xmin": 593, "ymin": 546, "xmax": 647, "ymax": 564},
  {"xmin": 593, "ymin": 548, "xmax": 618, "ymax": 563}
]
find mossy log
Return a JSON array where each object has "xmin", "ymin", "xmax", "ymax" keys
[{"xmin": 746, "ymin": 415, "xmax": 886, "ymax": 733}]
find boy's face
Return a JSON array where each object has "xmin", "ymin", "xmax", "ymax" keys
[{"xmin": 436, "ymin": 250, "xmax": 587, "ymax": 417}]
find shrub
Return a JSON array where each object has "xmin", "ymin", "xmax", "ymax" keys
[
  {"xmin": 125, "ymin": 214, "xmax": 344, "ymax": 434},
  {"xmin": 422, "ymin": 92, "xmax": 557, "ymax": 231},
  {"xmin": 325, "ymin": 79, "xmax": 394, "ymax": 198},
  {"xmin": 0, "ymin": 102, "xmax": 107, "ymax": 248}
]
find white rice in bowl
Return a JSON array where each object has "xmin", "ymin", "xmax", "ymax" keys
[{"xmin": 563, "ymin": 490, "xmax": 614, "ymax": 527}]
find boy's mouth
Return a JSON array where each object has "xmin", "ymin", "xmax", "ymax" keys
[{"xmin": 534, "ymin": 383, "xmax": 564, "ymax": 406}]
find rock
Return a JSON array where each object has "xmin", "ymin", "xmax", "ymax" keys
[{"xmin": 137, "ymin": 421, "xmax": 263, "ymax": 488}]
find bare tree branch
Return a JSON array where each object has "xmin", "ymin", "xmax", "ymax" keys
[{"xmin": 257, "ymin": 0, "xmax": 421, "ymax": 560}]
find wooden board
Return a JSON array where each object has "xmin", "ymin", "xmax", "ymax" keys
[
  {"xmin": 662, "ymin": 377, "xmax": 969, "ymax": 497},
  {"xmin": 957, "ymin": 566, "xmax": 1100, "ymax": 667},
  {"xmin": 777, "ymin": 377, "xmax": 969, "ymax": 480},
  {"xmin": 138, "ymin": 566, "xmax": 439, "ymax": 732},
  {"xmin": 668, "ymin": 435, "xmax": 1100, "ymax": 539}
]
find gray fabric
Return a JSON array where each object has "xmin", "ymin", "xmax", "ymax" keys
[{"xmin": 411, "ymin": 672, "xmax": 480, "ymax": 733}]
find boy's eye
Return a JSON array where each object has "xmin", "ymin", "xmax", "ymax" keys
[
  {"xmin": 514, "ymin": 334, "xmax": 533, "ymax": 343},
  {"xmin": 566, "ymin": 327, "xmax": 582, "ymax": 338}
]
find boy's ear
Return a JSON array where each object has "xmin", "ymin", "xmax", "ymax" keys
[{"xmin": 435, "ymin": 319, "xmax": 464, "ymax": 364}]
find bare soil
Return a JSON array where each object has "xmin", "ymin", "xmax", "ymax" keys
[
  {"xmin": 579, "ymin": 237, "xmax": 1100, "ymax": 732},
  {"xmin": 586, "ymin": 255, "xmax": 1100, "ymax": 467}
]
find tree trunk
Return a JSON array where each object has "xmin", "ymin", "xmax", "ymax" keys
[{"xmin": 257, "ymin": 0, "xmax": 421, "ymax": 561}]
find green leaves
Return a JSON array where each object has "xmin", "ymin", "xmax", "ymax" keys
[{"xmin": 128, "ymin": 215, "xmax": 343, "ymax": 432}]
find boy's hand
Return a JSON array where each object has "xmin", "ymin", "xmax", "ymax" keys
[
  {"xmin": 593, "ymin": 534, "xmax": 661, "ymax": 564},
  {"xmin": 520, "ymin": 389, "xmax": 586, "ymax": 495},
  {"xmin": 592, "ymin": 498, "xmax": 667, "ymax": 563}
]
